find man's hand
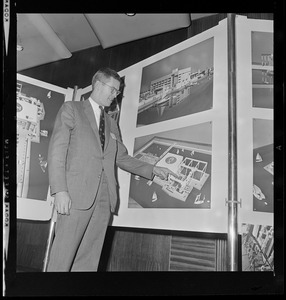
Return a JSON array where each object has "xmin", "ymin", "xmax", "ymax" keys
[
  {"xmin": 54, "ymin": 191, "xmax": 72, "ymax": 215},
  {"xmin": 153, "ymin": 166, "xmax": 178, "ymax": 181}
]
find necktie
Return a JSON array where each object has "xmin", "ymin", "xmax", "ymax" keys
[{"xmin": 99, "ymin": 106, "xmax": 105, "ymax": 150}]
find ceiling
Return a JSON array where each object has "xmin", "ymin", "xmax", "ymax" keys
[{"xmin": 16, "ymin": 13, "xmax": 217, "ymax": 71}]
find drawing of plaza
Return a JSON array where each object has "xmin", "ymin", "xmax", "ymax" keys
[{"xmin": 128, "ymin": 136, "xmax": 212, "ymax": 209}]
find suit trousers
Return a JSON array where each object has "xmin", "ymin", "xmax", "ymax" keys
[{"xmin": 47, "ymin": 172, "xmax": 111, "ymax": 272}]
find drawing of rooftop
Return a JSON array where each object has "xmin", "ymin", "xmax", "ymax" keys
[
  {"xmin": 134, "ymin": 137, "xmax": 211, "ymax": 202},
  {"xmin": 154, "ymin": 153, "xmax": 209, "ymax": 201}
]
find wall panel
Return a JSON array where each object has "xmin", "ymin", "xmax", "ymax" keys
[
  {"xmin": 103, "ymin": 228, "xmax": 228, "ymax": 272},
  {"xmin": 17, "ymin": 220, "xmax": 50, "ymax": 271},
  {"xmin": 169, "ymin": 236, "xmax": 216, "ymax": 271},
  {"xmin": 105, "ymin": 229, "xmax": 171, "ymax": 271},
  {"xmin": 109, "ymin": 28, "xmax": 188, "ymax": 71}
]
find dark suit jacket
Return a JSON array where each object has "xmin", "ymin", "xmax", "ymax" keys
[{"xmin": 48, "ymin": 99, "xmax": 154, "ymax": 213}]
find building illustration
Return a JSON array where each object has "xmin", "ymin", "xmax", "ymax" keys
[
  {"xmin": 17, "ymin": 85, "xmax": 46, "ymax": 198},
  {"xmin": 131, "ymin": 137, "xmax": 211, "ymax": 206},
  {"xmin": 138, "ymin": 66, "xmax": 213, "ymax": 114},
  {"xmin": 242, "ymin": 223, "xmax": 274, "ymax": 272},
  {"xmin": 154, "ymin": 152, "xmax": 209, "ymax": 202},
  {"xmin": 261, "ymin": 53, "xmax": 273, "ymax": 84}
]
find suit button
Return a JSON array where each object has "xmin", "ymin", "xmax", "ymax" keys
[{"xmin": 98, "ymin": 174, "xmax": 101, "ymax": 179}]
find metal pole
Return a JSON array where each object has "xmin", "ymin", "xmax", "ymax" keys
[
  {"xmin": 42, "ymin": 206, "xmax": 57, "ymax": 272},
  {"xmin": 227, "ymin": 13, "xmax": 238, "ymax": 271}
]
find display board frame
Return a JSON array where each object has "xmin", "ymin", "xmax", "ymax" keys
[
  {"xmin": 235, "ymin": 16, "xmax": 274, "ymax": 272},
  {"xmin": 236, "ymin": 17, "xmax": 273, "ymax": 230},
  {"xmin": 108, "ymin": 18, "xmax": 230, "ymax": 233}
]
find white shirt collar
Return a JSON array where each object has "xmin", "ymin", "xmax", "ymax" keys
[
  {"xmin": 89, "ymin": 97, "xmax": 101, "ymax": 110},
  {"xmin": 88, "ymin": 97, "xmax": 102, "ymax": 128}
]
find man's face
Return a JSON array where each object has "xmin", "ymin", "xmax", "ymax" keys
[{"xmin": 95, "ymin": 77, "xmax": 121, "ymax": 107}]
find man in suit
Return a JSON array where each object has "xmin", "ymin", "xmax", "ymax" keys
[{"xmin": 47, "ymin": 67, "xmax": 177, "ymax": 271}]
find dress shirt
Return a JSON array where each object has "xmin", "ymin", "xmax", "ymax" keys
[{"xmin": 88, "ymin": 97, "xmax": 102, "ymax": 129}]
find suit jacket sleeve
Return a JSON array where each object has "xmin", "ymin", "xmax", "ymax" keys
[
  {"xmin": 110, "ymin": 117, "xmax": 154, "ymax": 180},
  {"xmin": 48, "ymin": 102, "xmax": 75, "ymax": 196}
]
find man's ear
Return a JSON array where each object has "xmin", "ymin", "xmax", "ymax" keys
[{"xmin": 93, "ymin": 81, "xmax": 101, "ymax": 91}]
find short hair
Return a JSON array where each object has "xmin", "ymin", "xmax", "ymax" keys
[{"xmin": 92, "ymin": 67, "xmax": 122, "ymax": 90}]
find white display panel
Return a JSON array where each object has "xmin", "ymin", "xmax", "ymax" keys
[
  {"xmin": 16, "ymin": 74, "xmax": 74, "ymax": 220},
  {"xmin": 236, "ymin": 16, "xmax": 273, "ymax": 231},
  {"xmin": 111, "ymin": 18, "xmax": 229, "ymax": 233}
]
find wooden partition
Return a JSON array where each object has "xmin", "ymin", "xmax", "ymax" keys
[{"xmin": 98, "ymin": 228, "xmax": 227, "ymax": 272}]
